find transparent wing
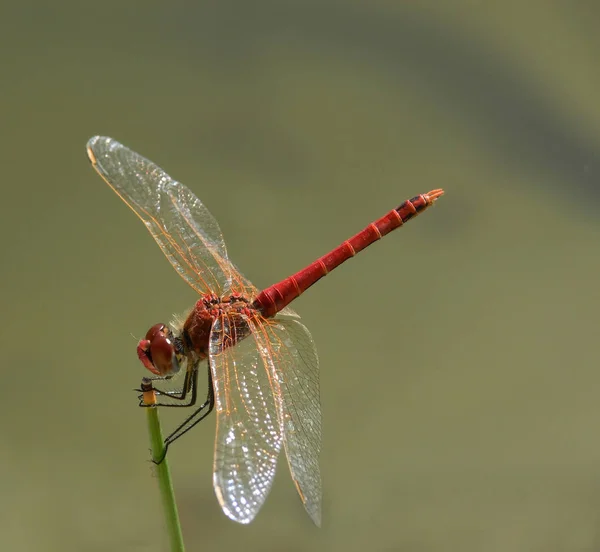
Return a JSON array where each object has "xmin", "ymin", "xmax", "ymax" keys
[
  {"xmin": 254, "ymin": 316, "xmax": 322, "ymax": 526},
  {"xmin": 209, "ymin": 313, "xmax": 283, "ymax": 524},
  {"xmin": 278, "ymin": 305, "xmax": 301, "ymax": 319},
  {"xmin": 87, "ymin": 136, "xmax": 252, "ymax": 296}
]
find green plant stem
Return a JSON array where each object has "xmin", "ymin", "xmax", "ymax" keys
[{"xmin": 143, "ymin": 381, "xmax": 186, "ymax": 552}]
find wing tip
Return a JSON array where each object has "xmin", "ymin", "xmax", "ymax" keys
[
  {"xmin": 293, "ymin": 477, "xmax": 322, "ymax": 526},
  {"xmin": 307, "ymin": 506, "xmax": 322, "ymax": 527},
  {"xmin": 86, "ymin": 135, "xmax": 110, "ymax": 165},
  {"xmin": 86, "ymin": 134, "xmax": 104, "ymax": 149},
  {"xmin": 223, "ymin": 508, "xmax": 255, "ymax": 525},
  {"xmin": 214, "ymin": 474, "xmax": 260, "ymax": 525},
  {"xmin": 86, "ymin": 136, "xmax": 119, "ymax": 161}
]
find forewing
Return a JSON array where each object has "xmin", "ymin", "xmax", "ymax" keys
[
  {"xmin": 87, "ymin": 136, "xmax": 234, "ymax": 295},
  {"xmin": 209, "ymin": 313, "xmax": 283, "ymax": 524},
  {"xmin": 251, "ymin": 316, "xmax": 322, "ymax": 526}
]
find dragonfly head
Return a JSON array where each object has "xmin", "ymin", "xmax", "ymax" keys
[{"xmin": 137, "ymin": 323, "xmax": 183, "ymax": 376}]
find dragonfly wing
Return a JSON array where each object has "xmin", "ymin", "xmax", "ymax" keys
[
  {"xmin": 209, "ymin": 313, "xmax": 283, "ymax": 524},
  {"xmin": 277, "ymin": 305, "xmax": 302, "ymax": 319},
  {"xmin": 87, "ymin": 136, "xmax": 234, "ymax": 295},
  {"xmin": 253, "ymin": 316, "xmax": 322, "ymax": 526}
]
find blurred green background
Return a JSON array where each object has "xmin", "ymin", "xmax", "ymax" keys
[{"xmin": 2, "ymin": 2, "xmax": 600, "ymax": 550}]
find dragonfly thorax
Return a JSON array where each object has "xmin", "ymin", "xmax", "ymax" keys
[{"xmin": 182, "ymin": 293, "xmax": 256, "ymax": 358}]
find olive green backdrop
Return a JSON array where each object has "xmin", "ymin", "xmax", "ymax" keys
[{"xmin": 1, "ymin": 2, "xmax": 600, "ymax": 551}]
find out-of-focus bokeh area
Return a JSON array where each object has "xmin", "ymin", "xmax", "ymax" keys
[{"xmin": 2, "ymin": 2, "xmax": 600, "ymax": 550}]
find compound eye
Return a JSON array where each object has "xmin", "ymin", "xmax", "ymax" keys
[
  {"xmin": 137, "ymin": 324, "xmax": 179, "ymax": 376},
  {"xmin": 145, "ymin": 323, "xmax": 167, "ymax": 342},
  {"xmin": 148, "ymin": 332, "xmax": 177, "ymax": 376}
]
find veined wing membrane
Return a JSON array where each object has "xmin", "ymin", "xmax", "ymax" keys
[
  {"xmin": 252, "ymin": 316, "xmax": 322, "ymax": 526},
  {"xmin": 209, "ymin": 313, "xmax": 283, "ymax": 524},
  {"xmin": 87, "ymin": 136, "xmax": 232, "ymax": 295}
]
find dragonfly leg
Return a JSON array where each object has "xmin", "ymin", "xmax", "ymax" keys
[
  {"xmin": 134, "ymin": 374, "xmax": 172, "ymax": 393},
  {"xmin": 138, "ymin": 367, "xmax": 198, "ymax": 407},
  {"xmin": 152, "ymin": 366, "xmax": 215, "ymax": 464}
]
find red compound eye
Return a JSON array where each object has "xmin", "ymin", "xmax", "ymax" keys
[
  {"xmin": 137, "ymin": 324, "xmax": 179, "ymax": 376},
  {"xmin": 145, "ymin": 323, "xmax": 167, "ymax": 342}
]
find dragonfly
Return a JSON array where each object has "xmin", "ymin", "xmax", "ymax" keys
[{"xmin": 86, "ymin": 136, "xmax": 444, "ymax": 526}]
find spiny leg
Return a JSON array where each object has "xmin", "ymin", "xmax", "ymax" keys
[
  {"xmin": 143, "ymin": 374, "xmax": 183, "ymax": 398},
  {"xmin": 138, "ymin": 366, "xmax": 197, "ymax": 407},
  {"xmin": 153, "ymin": 365, "xmax": 214, "ymax": 464}
]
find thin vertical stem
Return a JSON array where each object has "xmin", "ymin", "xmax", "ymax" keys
[{"xmin": 142, "ymin": 378, "xmax": 186, "ymax": 552}]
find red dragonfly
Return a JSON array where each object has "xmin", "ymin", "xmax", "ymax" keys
[{"xmin": 86, "ymin": 136, "xmax": 443, "ymax": 526}]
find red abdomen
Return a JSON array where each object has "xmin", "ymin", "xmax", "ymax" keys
[{"xmin": 252, "ymin": 189, "xmax": 443, "ymax": 318}]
